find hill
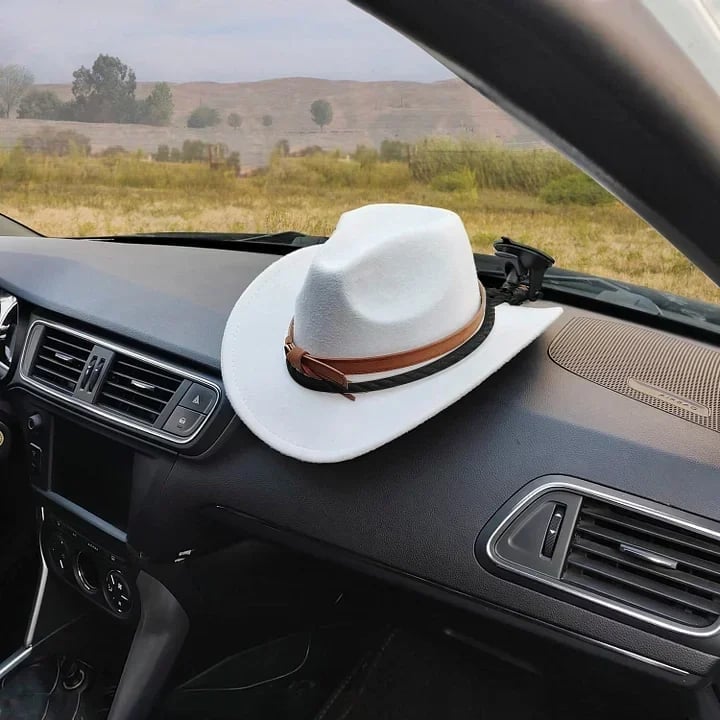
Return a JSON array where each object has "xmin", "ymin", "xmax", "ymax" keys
[{"xmin": 1, "ymin": 77, "xmax": 539, "ymax": 168}]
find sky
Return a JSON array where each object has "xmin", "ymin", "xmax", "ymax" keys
[{"xmin": 0, "ymin": 0, "xmax": 454, "ymax": 84}]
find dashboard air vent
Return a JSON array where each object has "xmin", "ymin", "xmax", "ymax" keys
[
  {"xmin": 565, "ymin": 499, "xmax": 720, "ymax": 628},
  {"xmin": 30, "ymin": 327, "xmax": 93, "ymax": 393},
  {"xmin": 97, "ymin": 355, "xmax": 182, "ymax": 425}
]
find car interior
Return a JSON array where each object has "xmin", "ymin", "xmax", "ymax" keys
[{"xmin": 2, "ymin": 1, "xmax": 720, "ymax": 719}]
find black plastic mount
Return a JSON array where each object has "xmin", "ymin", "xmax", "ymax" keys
[{"xmin": 493, "ymin": 237, "xmax": 555, "ymax": 301}]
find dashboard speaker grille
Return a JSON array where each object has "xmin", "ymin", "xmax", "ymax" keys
[
  {"xmin": 548, "ymin": 317, "xmax": 720, "ymax": 432},
  {"xmin": 565, "ymin": 499, "xmax": 720, "ymax": 628},
  {"xmin": 30, "ymin": 326, "xmax": 93, "ymax": 393}
]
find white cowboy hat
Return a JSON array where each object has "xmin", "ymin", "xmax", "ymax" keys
[{"xmin": 221, "ymin": 204, "xmax": 562, "ymax": 463}]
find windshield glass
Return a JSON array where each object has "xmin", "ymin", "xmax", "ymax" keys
[{"xmin": 1, "ymin": 0, "xmax": 719, "ymax": 308}]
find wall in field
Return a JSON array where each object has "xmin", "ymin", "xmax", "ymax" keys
[{"xmin": 0, "ymin": 78, "xmax": 541, "ymax": 167}]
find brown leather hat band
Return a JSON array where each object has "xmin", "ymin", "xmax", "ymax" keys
[{"xmin": 284, "ymin": 283, "xmax": 486, "ymax": 391}]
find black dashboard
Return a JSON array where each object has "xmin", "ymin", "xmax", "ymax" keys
[{"xmin": 3, "ymin": 235, "xmax": 720, "ymax": 687}]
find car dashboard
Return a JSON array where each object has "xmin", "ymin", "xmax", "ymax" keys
[{"xmin": 1, "ymin": 233, "xmax": 720, "ymax": 695}]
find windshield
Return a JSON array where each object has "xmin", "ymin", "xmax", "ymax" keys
[{"xmin": 1, "ymin": 0, "xmax": 719, "ymax": 309}]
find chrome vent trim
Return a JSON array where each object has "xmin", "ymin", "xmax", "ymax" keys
[
  {"xmin": 29, "ymin": 326, "xmax": 93, "ymax": 393},
  {"xmin": 485, "ymin": 477, "xmax": 720, "ymax": 637},
  {"xmin": 97, "ymin": 356, "xmax": 183, "ymax": 425},
  {"xmin": 565, "ymin": 500, "xmax": 720, "ymax": 629},
  {"xmin": 20, "ymin": 320, "xmax": 221, "ymax": 445}
]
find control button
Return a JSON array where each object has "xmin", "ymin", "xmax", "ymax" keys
[
  {"xmin": 29, "ymin": 443, "xmax": 43, "ymax": 476},
  {"xmin": 87, "ymin": 358, "xmax": 105, "ymax": 392},
  {"xmin": 47, "ymin": 532, "xmax": 69, "ymax": 573},
  {"xmin": 162, "ymin": 407, "xmax": 203, "ymax": 437},
  {"xmin": 541, "ymin": 504, "xmax": 566, "ymax": 558},
  {"xmin": 103, "ymin": 570, "xmax": 132, "ymax": 616},
  {"xmin": 179, "ymin": 383, "xmax": 217, "ymax": 415},
  {"xmin": 27, "ymin": 414, "xmax": 43, "ymax": 432}
]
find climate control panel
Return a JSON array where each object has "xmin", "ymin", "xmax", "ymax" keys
[{"xmin": 43, "ymin": 514, "xmax": 135, "ymax": 619}]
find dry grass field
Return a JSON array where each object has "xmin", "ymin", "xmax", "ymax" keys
[{"xmin": 1, "ymin": 147, "xmax": 719, "ymax": 305}]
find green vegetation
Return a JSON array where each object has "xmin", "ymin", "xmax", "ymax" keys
[
  {"xmin": 539, "ymin": 173, "xmax": 613, "ymax": 206},
  {"xmin": 0, "ymin": 64, "xmax": 34, "ymax": 118},
  {"xmin": 352, "ymin": 145, "xmax": 379, "ymax": 168},
  {"xmin": 17, "ymin": 89, "xmax": 62, "ymax": 120},
  {"xmin": 227, "ymin": 112, "xmax": 242, "ymax": 130},
  {"xmin": 410, "ymin": 137, "xmax": 573, "ymax": 193},
  {"xmin": 137, "ymin": 82, "xmax": 174, "ymax": 126},
  {"xmin": 71, "ymin": 54, "xmax": 137, "ymax": 123},
  {"xmin": 274, "ymin": 139, "xmax": 290, "ymax": 157},
  {"xmin": 20, "ymin": 128, "xmax": 91, "ymax": 156},
  {"xmin": 380, "ymin": 139, "xmax": 410, "ymax": 162},
  {"xmin": 0, "ymin": 141, "xmax": 717, "ymax": 304},
  {"xmin": 14, "ymin": 55, "xmax": 174, "ymax": 125},
  {"xmin": 431, "ymin": 167, "xmax": 477, "ymax": 195},
  {"xmin": 188, "ymin": 105, "xmax": 221, "ymax": 128},
  {"xmin": 310, "ymin": 99, "xmax": 333, "ymax": 131}
]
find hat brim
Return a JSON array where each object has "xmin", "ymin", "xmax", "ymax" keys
[{"xmin": 221, "ymin": 246, "xmax": 563, "ymax": 463}]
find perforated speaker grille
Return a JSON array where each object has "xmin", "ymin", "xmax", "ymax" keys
[{"xmin": 548, "ymin": 317, "xmax": 720, "ymax": 433}]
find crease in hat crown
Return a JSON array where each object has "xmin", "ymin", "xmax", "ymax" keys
[{"xmin": 292, "ymin": 204, "xmax": 482, "ymax": 360}]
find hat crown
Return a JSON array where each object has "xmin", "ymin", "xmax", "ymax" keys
[{"xmin": 293, "ymin": 204, "xmax": 481, "ymax": 358}]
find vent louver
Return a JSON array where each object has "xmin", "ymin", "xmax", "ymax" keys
[
  {"xmin": 97, "ymin": 355, "xmax": 182, "ymax": 425},
  {"xmin": 565, "ymin": 499, "xmax": 720, "ymax": 628},
  {"xmin": 30, "ymin": 327, "xmax": 93, "ymax": 393}
]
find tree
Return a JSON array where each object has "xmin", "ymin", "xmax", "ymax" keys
[
  {"xmin": 138, "ymin": 82, "xmax": 174, "ymax": 126},
  {"xmin": 0, "ymin": 64, "xmax": 34, "ymax": 118},
  {"xmin": 155, "ymin": 144, "xmax": 170, "ymax": 162},
  {"xmin": 17, "ymin": 89, "xmax": 63, "ymax": 120},
  {"xmin": 227, "ymin": 112, "xmax": 242, "ymax": 130},
  {"xmin": 181, "ymin": 139, "xmax": 208, "ymax": 162},
  {"xmin": 226, "ymin": 151, "xmax": 240, "ymax": 175},
  {"xmin": 261, "ymin": 114, "xmax": 273, "ymax": 128},
  {"xmin": 379, "ymin": 139, "xmax": 410, "ymax": 162},
  {"xmin": 187, "ymin": 106, "xmax": 221, "ymax": 128},
  {"xmin": 310, "ymin": 99, "xmax": 332, "ymax": 131},
  {"xmin": 70, "ymin": 54, "xmax": 137, "ymax": 122},
  {"xmin": 274, "ymin": 139, "xmax": 289, "ymax": 157}
]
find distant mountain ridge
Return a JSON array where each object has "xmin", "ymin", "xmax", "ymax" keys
[
  {"xmin": 3, "ymin": 77, "xmax": 539, "ymax": 167},
  {"xmin": 33, "ymin": 77, "xmax": 527, "ymax": 138}
]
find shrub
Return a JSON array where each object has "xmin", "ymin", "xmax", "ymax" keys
[
  {"xmin": 181, "ymin": 140, "xmax": 208, "ymax": 162},
  {"xmin": 155, "ymin": 144, "xmax": 170, "ymax": 162},
  {"xmin": 379, "ymin": 139, "xmax": 409, "ymax": 162},
  {"xmin": 187, "ymin": 105, "xmax": 221, "ymax": 128},
  {"xmin": 274, "ymin": 139, "xmax": 290, "ymax": 157},
  {"xmin": 16, "ymin": 89, "xmax": 63, "ymax": 120},
  {"xmin": 263, "ymin": 155, "xmax": 410, "ymax": 191},
  {"xmin": 0, "ymin": 147, "xmax": 30, "ymax": 181},
  {"xmin": 99, "ymin": 145, "xmax": 128, "ymax": 157},
  {"xmin": 410, "ymin": 137, "xmax": 573, "ymax": 193},
  {"xmin": 430, "ymin": 167, "xmax": 477, "ymax": 194},
  {"xmin": 539, "ymin": 173, "xmax": 614, "ymax": 205},
  {"xmin": 20, "ymin": 128, "xmax": 91, "ymax": 156},
  {"xmin": 291, "ymin": 145, "xmax": 324, "ymax": 157},
  {"xmin": 352, "ymin": 145, "xmax": 378, "ymax": 168}
]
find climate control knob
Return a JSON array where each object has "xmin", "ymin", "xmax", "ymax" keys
[{"xmin": 103, "ymin": 570, "xmax": 132, "ymax": 616}]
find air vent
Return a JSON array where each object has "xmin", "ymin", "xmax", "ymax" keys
[
  {"xmin": 30, "ymin": 327, "xmax": 93, "ymax": 393},
  {"xmin": 97, "ymin": 355, "xmax": 182, "ymax": 425},
  {"xmin": 565, "ymin": 499, "xmax": 720, "ymax": 628}
]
